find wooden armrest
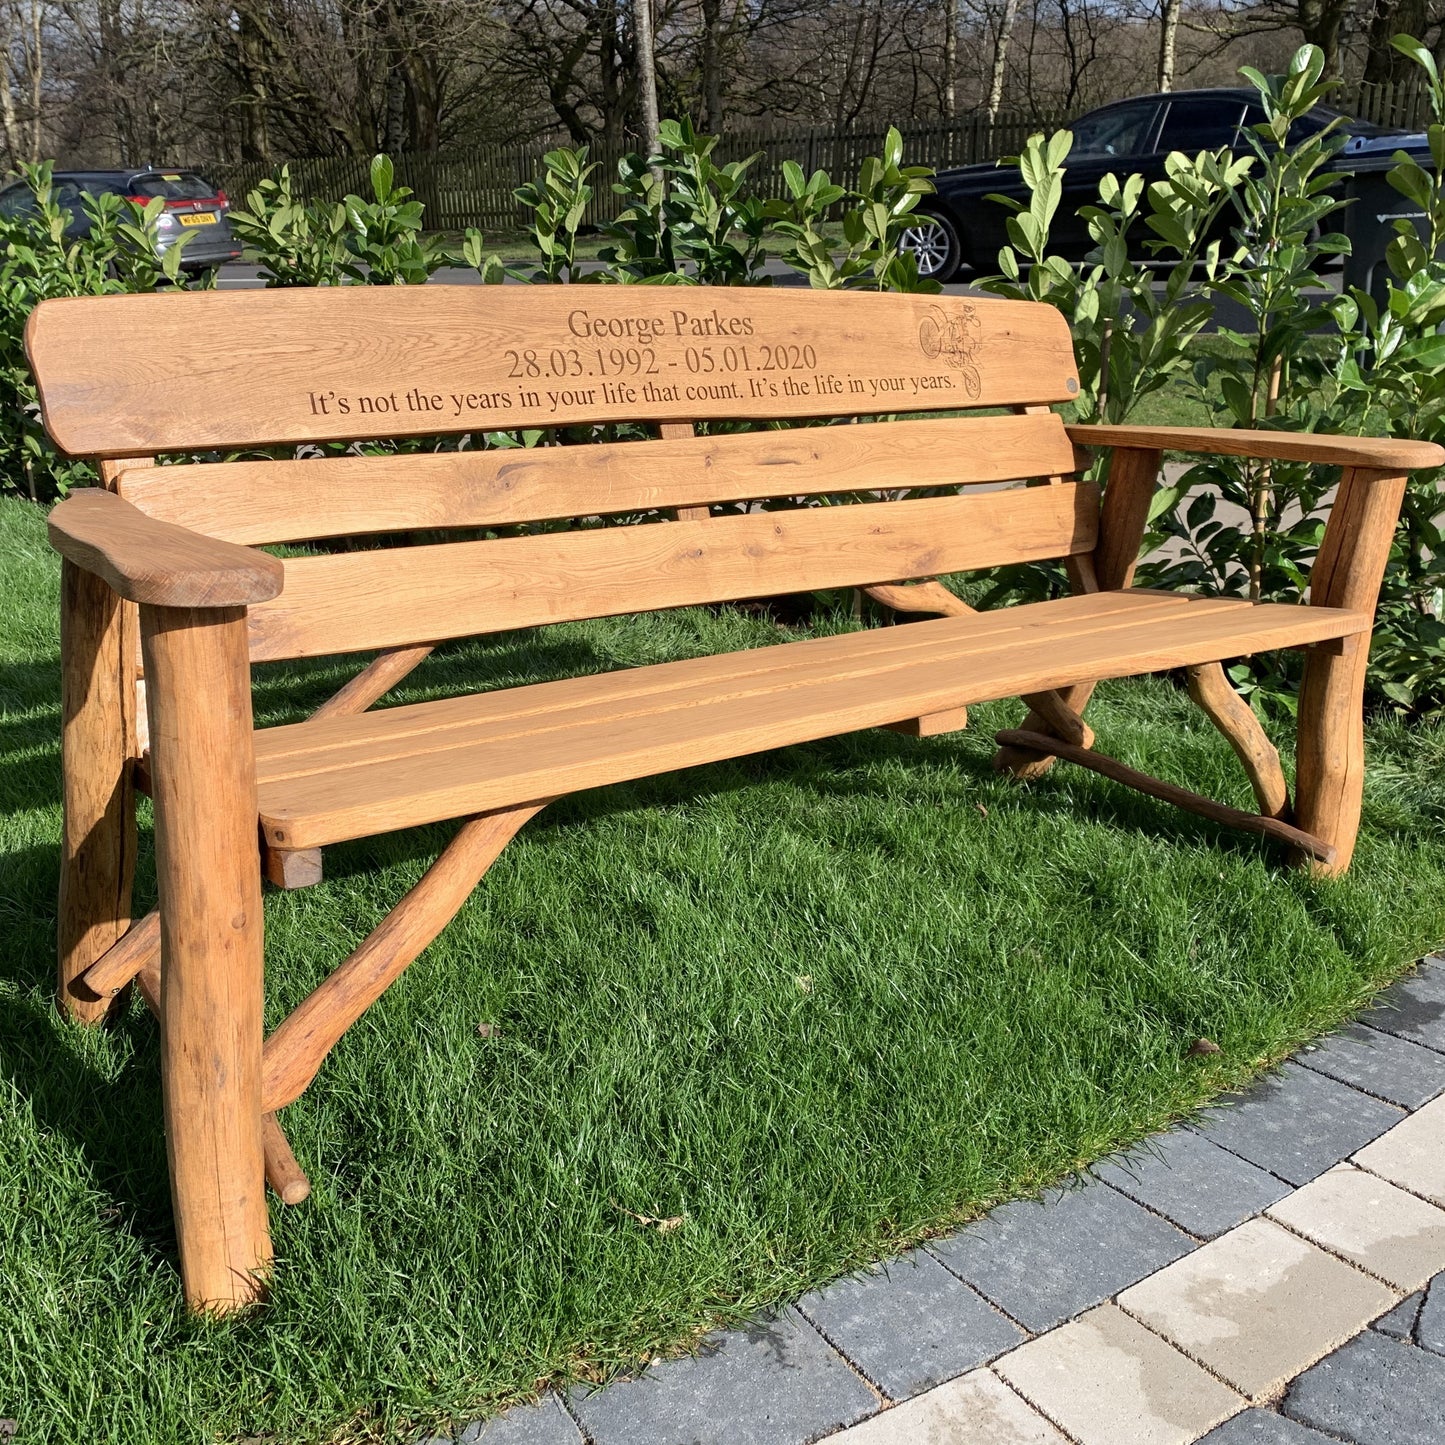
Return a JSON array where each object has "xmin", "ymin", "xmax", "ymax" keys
[
  {"xmin": 48, "ymin": 487, "xmax": 283, "ymax": 607},
  {"xmin": 1066, "ymin": 424, "xmax": 1445, "ymax": 473}
]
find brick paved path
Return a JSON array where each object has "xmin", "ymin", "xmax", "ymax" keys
[{"xmin": 431, "ymin": 954, "xmax": 1445, "ymax": 1445}]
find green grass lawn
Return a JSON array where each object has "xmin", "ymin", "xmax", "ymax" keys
[{"xmin": 3, "ymin": 494, "xmax": 1445, "ymax": 1444}]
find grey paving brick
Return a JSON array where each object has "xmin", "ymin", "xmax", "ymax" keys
[
  {"xmin": 925, "ymin": 1175, "xmax": 1192, "ymax": 1333},
  {"xmin": 1190, "ymin": 1061, "xmax": 1403, "ymax": 1185},
  {"xmin": 1375, "ymin": 1291, "xmax": 1425, "ymax": 1343},
  {"xmin": 1284, "ymin": 1330, "xmax": 1445, "ymax": 1445},
  {"xmin": 1296, "ymin": 1022, "xmax": 1445, "ymax": 1109},
  {"xmin": 568, "ymin": 1307, "xmax": 877, "ymax": 1445},
  {"xmin": 457, "ymin": 1396, "xmax": 583, "ymax": 1444},
  {"xmin": 1418, "ymin": 1271, "xmax": 1445, "ymax": 1357},
  {"xmin": 1359, "ymin": 956, "xmax": 1445, "ymax": 1054},
  {"xmin": 1197, "ymin": 1407, "xmax": 1338, "ymax": 1442},
  {"xmin": 1093, "ymin": 1126, "xmax": 1291, "ymax": 1239},
  {"xmin": 796, "ymin": 1248, "xmax": 1023, "ymax": 1401}
]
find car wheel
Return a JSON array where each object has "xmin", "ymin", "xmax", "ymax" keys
[{"xmin": 900, "ymin": 209, "xmax": 964, "ymax": 284}]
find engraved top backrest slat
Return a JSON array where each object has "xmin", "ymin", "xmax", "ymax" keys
[{"xmin": 26, "ymin": 288, "xmax": 1079, "ymax": 455}]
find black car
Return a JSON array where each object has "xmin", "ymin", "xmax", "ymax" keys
[
  {"xmin": 0, "ymin": 168, "xmax": 241, "ymax": 272},
  {"xmin": 903, "ymin": 89, "xmax": 1413, "ymax": 283}
]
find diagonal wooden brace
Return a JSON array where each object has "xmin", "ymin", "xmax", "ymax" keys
[
  {"xmin": 261, "ymin": 800, "xmax": 548, "ymax": 1113},
  {"xmin": 75, "ymin": 908, "xmax": 160, "ymax": 1000},
  {"xmin": 995, "ymin": 728, "xmax": 1336, "ymax": 865},
  {"xmin": 1185, "ymin": 661, "xmax": 1290, "ymax": 821}
]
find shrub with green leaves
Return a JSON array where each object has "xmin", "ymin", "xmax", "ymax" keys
[
  {"xmin": 0, "ymin": 163, "xmax": 197, "ymax": 501},
  {"xmin": 1326, "ymin": 34, "xmax": 1445, "ymax": 715},
  {"xmin": 981, "ymin": 41, "xmax": 1445, "ymax": 718},
  {"xmin": 766, "ymin": 126, "xmax": 939, "ymax": 292},
  {"xmin": 230, "ymin": 155, "xmax": 454, "ymax": 287}
]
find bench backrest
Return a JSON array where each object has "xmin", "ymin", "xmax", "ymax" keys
[{"xmin": 28, "ymin": 288, "xmax": 1089, "ymax": 662}]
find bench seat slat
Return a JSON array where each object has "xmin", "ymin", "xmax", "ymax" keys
[
  {"xmin": 247, "ymin": 485, "xmax": 1101, "ymax": 661},
  {"xmin": 254, "ymin": 593, "xmax": 1369, "ymax": 849},
  {"xmin": 117, "ymin": 414, "xmax": 1078, "ymax": 545},
  {"xmin": 254, "ymin": 590, "xmax": 1200, "ymax": 779}
]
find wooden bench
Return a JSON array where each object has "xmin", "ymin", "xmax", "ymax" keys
[{"xmin": 32, "ymin": 286, "xmax": 1442, "ymax": 1314}]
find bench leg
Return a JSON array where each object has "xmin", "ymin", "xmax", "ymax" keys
[
  {"xmin": 141, "ymin": 604, "xmax": 271, "ymax": 1313},
  {"xmin": 58, "ymin": 561, "xmax": 137, "ymax": 1024},
  {"xmin": 1294, "ymin": 635, "xmax": 1368, "ymax": 877},
  {"xmin": 995, "ymin": 681, "xmax": 1097, "ymax": 779}
]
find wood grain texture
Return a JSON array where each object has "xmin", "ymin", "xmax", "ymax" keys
[
  {"xmin": 248, "ymin": 486, "xmax": 1101, "ymax": 661},
  {"xmin": 251, "ymin": 591, "xmax": 1369, "ymax": 848},
  {"xmin": 261, "ymin": 803, "xmax": 545, "ymax": 1111},
  {"xmin": 994, "ymin": 444, "xmax": 1158, "ymax": 778},
  {"xmin": 1186, "ymin": 661, "xmax": 1290, "ymax": 819},
  {"xmin": 659, "ymin": 420, "xmax": 711, "ymax": 521},
  {"xmin": 262, "ymin": 845, "xmax": 323, "ymax": 889},
  {"xmin": 862, "ymin": 580, "xmax": 974, "ymax": 617},
  {"xmin": 76, "ymin": 909, "xmax": 160, "ymax": 1000},
  {"xmin": 1067, "ymin": 423, "xmax": 1445, "ymax": 472},
  {"xmin": 127, "ymin": 932, "xmax": 311, "ymax": 1209},
  {"xmin": 1295, "ymin": 467, "xmax": 1410, "ymax": 874},
  {"xmin": 1092, "ymin": 446, "xmax": 1163, "ymax": 594},
  {"xmin": 49, "ymin": 489, "xmax": 283, "ymax": 607},
  {"xmin": 57, "ymin": 556, "xmax": 137, "ymax": 1023},
  {"xmin": 28, "ymin": 289, "xmax": 1080, "ymax": 455},
  {"xmin": 261, "ymin": 1115, "xmax": 311, "ymax": 1206},
  {"xmin": 1019, "ymin": 690, "xmax": 1095, "ymax": 748},
  {"xmin": 309, "ymin": 646, "xmax": 436, "ymax": 720},
  {"xmin": 884, "ymin": 706, "xmax": 969, "ymax": 737},
  {"xmin": 114, "ymin": 414, "xmax": 1078, "ymax": 544},
  {"xmin": 994, "ymin": 729, "xmax": 1337, "ymax": 864},
  {"xmin": 141, "ymin": 604, "xmax": 271, "ymax": 1313}
]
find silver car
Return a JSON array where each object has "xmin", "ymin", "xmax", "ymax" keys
[{"xmin": 0, "ymin": 167, "xmax": 241, "ymax": 272}]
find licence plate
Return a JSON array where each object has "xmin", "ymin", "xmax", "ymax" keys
[{"xmin": 178, "ymin": 212, "xmax": 218, "ymax": 226}]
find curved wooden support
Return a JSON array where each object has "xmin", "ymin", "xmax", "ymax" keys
[
  {"xmin": 261, "ymin": 800, "xmax": 548, "ymax": 1112},
  {"xmin": 77, "ymin": 909, "xmax": 160, "ymax": 1000},
  {"xmin": 1185, "ymin": 662, "xmax": 1290, "ymax": 820},
  {"xmin": 309, "ymin": 643, "xmax": 436, "ymax": 722},
  {"xmin": 995, "ymin": 728, "xmax": 1336, "ymax": 865},
  {"xmin": 1019, "ymin": 690, "xmax": 1094, "ymax": 750},
  {"xmin": 863, "ymin": 580, "xmax": 973, "ymax": 618}
]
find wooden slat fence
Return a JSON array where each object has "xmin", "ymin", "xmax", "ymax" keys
[
  {"xmin": 1348, "ymin": 79, "xmax": 1431, "ymax": 131},
  {"xmin": 200, "ymin": 111, "xmax": 1060, "ymax": 233}
]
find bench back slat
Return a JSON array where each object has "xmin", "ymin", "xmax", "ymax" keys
[
  {"xmin": 116, "ymin": 413, "xmax": 1078, "ymax": 544},
  {"xmin": 27, "ymin": 289, "xmax": 1080, "ymax": 456},
  {"xmin": 246, "ymin": 483, "xmax": 1100, "ymax": 661}
]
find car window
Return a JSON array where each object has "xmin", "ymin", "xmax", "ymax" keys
[
  {"xmin": 1068, "ymin": 102, "xmax": 1160, "ymax": 160},
  {"xmin": 128, "ymin": 172, "xmax": 217, "ymax": 201},
  {"xmin": 1156, "ymin": 97, "xmax": 1247, "ymax": 154},
  {"xmin": 0, "ymin": 183, "xmax": 81, "ymax": 218},
  {"xmin": 1240, "ymin": 102, "xmax": 1365, "ymax": 146}
]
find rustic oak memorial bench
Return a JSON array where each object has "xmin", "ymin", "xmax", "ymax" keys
[{"xmin": 32, "ymin": 286, "xmax": 1443, "ymax": 1313}]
